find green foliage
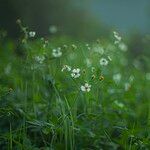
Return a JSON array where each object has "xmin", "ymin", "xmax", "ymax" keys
[{"xmin": 0, "ymin": 29, "xmax": 150, "ymax": 150}]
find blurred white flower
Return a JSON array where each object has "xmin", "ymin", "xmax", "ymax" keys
[
  {"xmin": 91, "ymin": 67, "xmax": 95, "ymax": 72},
  {"xmin": 85, "ymin": 58, "xmax": 92, "ymax": 67},
  {"xmin": 129, "ymin": 75, "xmax": 134, "ymax": 83},
  {"xmin": 52, "ymin": 48, "xmax": 62, "ymax": 58},
  {"xmin": 68, "ymin": 53, "xmax": 76, "ymax": 60},
  {"xmin": 100, "ymin": 58, "xmax": 108, "ymax": 66},
  {"xmin": 86, "ymin": 44, "xmax": 91, "ymax": 50},
  {"xmin": 124, "ymin": 82, "xmax": 131, "ymax": 91},
  {"xmin": 119, "ymin": 42, "xmax": 128, "ymax": 52},
  {"xmin": 113, "ymin": 31, "xmax": 121, "ymax": 44},
  {"xmin": 71, "ymin": 44, "xmax": 77, "ymax": 50},
  {"xmin": 35, "ymin": 55, "xmax": 45, "ymax": 64},
  {"xmin": 113, "ymin": 73, "xmax": 122, "ymax": 83},
  {"xmin": 49, "ymin": 25, "xmax": 57, "ymax": 34},
  {"xmin": 71, "ymin": 68, "xmax": 80, "ymax": 78},
  {"xmin": 133, "ymin": 59, "xmax": 141, "ymax": 69},
  {"xmin": 29, "ymin": 31, "xmax": 36, "ymax": 38},
  {"xmin": 114, "ymin": 100, "xmax": 124, "ymax": 108},
  {"xmin": 108, "ymin": 88, "xmax": 116, "ymax": 94},
  {"xmin": 146, "ymin": 73, "xmax": 150, "ymax": 80},
  {"xmin": 93, "ymin": 45, "xmax": 104, "ymax": 55},
  {"xmin": 4, "ymin": 64, "xmax": 11, "ymax": 75},
  {"xmin": 81, "ymin": 83, "xmax": 91, "ymax": 92},
  {"xmin": 61, "ymin": 65, "xmax": 71, "ymax": 72}
]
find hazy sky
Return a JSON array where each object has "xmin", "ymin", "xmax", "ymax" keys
[{"xmin": 75, "ymin": 0, "xmax": 150, "ymax": 33}]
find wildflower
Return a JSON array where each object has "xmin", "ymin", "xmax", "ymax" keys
[
  {"xmin": 96, "ymin": 39, "xmax": 100, "ymax": 44},
  {"xmin": 114, "ymin": 100, "xmax": 124, "ymax": 108},
  {"xmin": 85, "ymin": 44, "xmax": 91, "ymax": 50},
  {"xmin": 4, "ymin": 64, "xmax": 11, "ymax": 75},
  {"xmin": 71, "ymin": 68, "xmax": 80, "ymax": 78},
  {"xmin": 108, "ymin": 88, "xmax": 115, "ymax": 94},
  {"xmin": 16, "ymin": 19, "xmax": 21, "ymax": 24},
  {"xmin": 85, "ymin": 44, "xmax": 89, "ymax": 47},
  {"xmin": 113, "ymin": 73, "xmax": 121, "ymax": 83},
  {"xmin": 63, "ymin": 44, "xmax": 68, "ymax": 49},
  {"xmin": 69, "ymin": 53, "xmax": 76, "ymax": 60},
  {"xmin": 81, "ymin": 83, "xmax": 91, "ymax": 92},
  {"xmin": 129, "ymin": 75, "xmax": 134, "ymax": 83},
  {"xmin": 35, "ymin": 56, "xmax": 45, "ymax": 64},
  {"xmin": 31, "ymin": 64, "xmax": 38, "ymax": 70},
  {"xmin": 91, "ymin": 67, "xmax": 96, "ymax": 72},
  {"xmin": 119, "ymin": 42, "xmax": 128, "ymax": 52},
  {"xmin": 113, "ymin": 31, "xmax": 121, "ymax": 44},
  {"xmin": 9, "ymin": 88, "xmax": 13, "ymax": 93},
  {"xmin": 52, "ymin": 48, "xmax": 62, "ymax": 58},
  {"xmin": 49, "ymin": 25, "xmax": 57, "ymax": 34},
  {"xmin": 71, "ymin": 44, "xmax": 77, "ymax": 50},
  {"xmin": 61, "ymin": 65, "xmax": 71, "ymax": 72},
  {"xmin": 43, "ymin": 40, "xmax": 49, "ymax": 48},
  {"xmin": 100, "ymin": 58, "xmax": 108, "ymax": 66},
  {"xmin": 29, "ymin": 31, "xmax": 36, "ymax": 38},
  {"xmin": 85, "ymin": 58, "xmax": 92, "ymax": 67},
  {"xmin": 93, "ymin": 45, "xmax": 104, "ymax": 55}
]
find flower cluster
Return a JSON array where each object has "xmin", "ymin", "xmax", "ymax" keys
[
  {"xmin": 52, "ymin": 48, "xmax": 62, "ymax": 58},
  {"xmin": 113, "ymin": 31, "xmax": 121, "ymax": 44},
  {"xmin": 35, "ymin": 55, "xmax": 45, "ymax": 64},
  {"xmin": 29, "ymin": 31, "xmax": 36, "ymax": 38}
]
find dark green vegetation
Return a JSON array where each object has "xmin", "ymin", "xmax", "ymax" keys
[{"xmin": 0, "ymin": 26, "xmax": 150, "ymax": 150}]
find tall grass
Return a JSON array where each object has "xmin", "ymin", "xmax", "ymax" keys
[{"xmin": 0, "ymin": 22, "xmax": 150, "ymax": 149}]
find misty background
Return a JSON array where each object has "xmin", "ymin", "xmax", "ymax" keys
[{"xmin": 0, "ymin": 0, "xmax": 150, "ymax": 39}]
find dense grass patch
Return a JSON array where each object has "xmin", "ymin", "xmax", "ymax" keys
[{"xmin": 0, "ymin": 30, "xmax": 150, "ymax": 149}]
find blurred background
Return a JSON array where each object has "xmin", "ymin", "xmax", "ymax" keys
[
  {"xmin": 0, "ymin": 0, "xmax": 150, "ymax": 66},
  {"xmin": 0, "ymin": 0, "xmax": 150, "ymax": 38}
]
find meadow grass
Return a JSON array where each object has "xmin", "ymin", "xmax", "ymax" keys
[{"xmin": 0, "ymin": 24, "xmax": 150, "ymax": 149}]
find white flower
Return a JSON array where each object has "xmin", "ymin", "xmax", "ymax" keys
[
  {"xmin": 81, "ymin": 83, "xmax": 91, "ymax": 92},
  {"xmin": 91, "ymin": 67, "xmax": 95, "ymax": 72},
  {"xmin": 114, "ymin": 100, "xmax": 124, "ymax": 108},
  {"xmin": 113, "ymin": 73, "xmax": 122, "ymax": 83},
  {"xmin": 35, "ymin": 55, "xmax": 45, "ymax": 64},
  {"xmin": 52, "ymin": 48, "xmax": 62, "ymax": 58},
  {"xmin": 86, "ymin": 44, "xmax": 91, "ymax": 50},
  {"xmin": 113, "ymin": 31, "xmax": 121, "ymax": 44},
  {"xmin": 85, "ymin": 58, "xmax": 92, "ymax": 67},
  {"xmin": 71, "ymin": 68, "xmax": 80, "ymax": 78},
  {"xmin": 29, "ymin": 31, "xmax": 36, "ymax": 38},
  {"xmin": 100, "ymin": 58, "xmax": 108, "ymax": 66},
  {"xmin": 129, "ymin": 75, "xmax": 134, "ymax": 83},
  {"xmin": 49, "ymin": 25, "xmax": 57, "ymax": 34},
  {"xmin": 93, "ymin": 45, "xmax": 104, "ymax": 55},
  {"xmin": 61, "ymin": 65, "xmax": 71, "ymax": 72},
  {"xmin": 4, "ymin": 64, "xmax": 11, "ymax": 75},
  {"xmin": 119, "ymin": 42, "xmax": 128, "ymax": 52},
  {"xmin": 71, "ymin": 44, "xmax": 77, "ymax": 50},
  {"xmin": 146, "ymin": 73, "xmax": 150, "ymax": 80}
]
